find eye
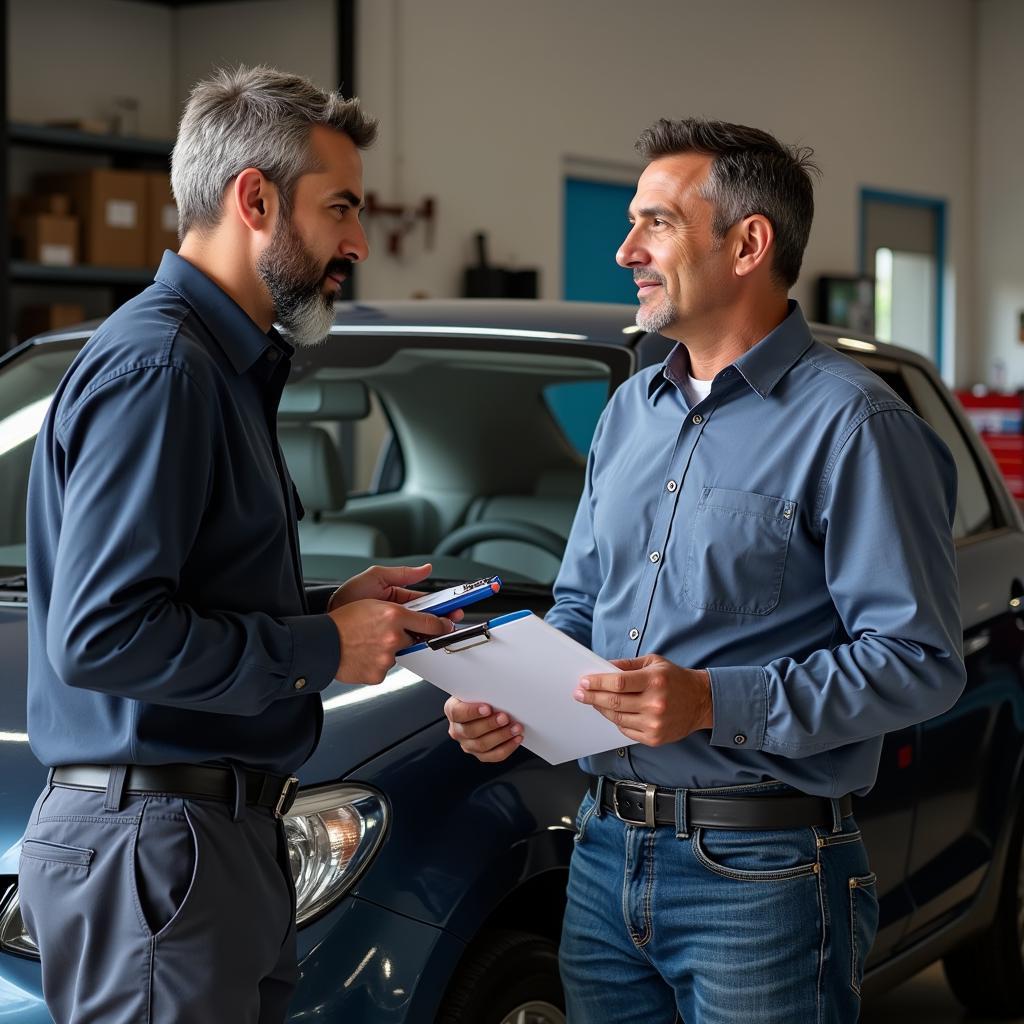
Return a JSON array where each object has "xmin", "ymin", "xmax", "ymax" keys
[{"xmin": 331, "ymin": 205, "xmax": 351, "ymax": 217}]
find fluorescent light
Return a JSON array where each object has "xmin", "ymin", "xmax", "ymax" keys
[
  {"xmin": 0, "ymin": 396, "xmax": 51, "ymax": 458},
  {"xmin": 621, "ymin": 325, "xmax": 643, "ymax": 335},
  {"xmin": 329, "ymin": 325, "xmax": 588, "ymax": 341},
  {"xmin": 0, "ymin": 732, "xmax": 29, "ymax": 743},
  {"xmin": 837, "ymin": 337, "xmax": 878, "ymax": 353}
]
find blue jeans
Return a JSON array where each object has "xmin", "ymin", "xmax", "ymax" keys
[{"xmin": 559, "ymin": 779, "xmax": 878, "ymax": 1024}]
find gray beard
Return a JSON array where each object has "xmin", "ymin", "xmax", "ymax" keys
[
  {"xmin": 636, "ymin": 296, "xmax": 678, "ymax": 334},
  {"xmin": 257, "ymin": 217, "xmax": 335, "ymax": 348}
]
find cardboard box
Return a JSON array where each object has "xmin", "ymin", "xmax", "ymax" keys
[
  {"xmin": 145, "ymin": 172, "xmax": 178, "ymax": 267},
  {"xmin": 18, "ymin": 303, "xmax": 85, "ymax": 339},
  {"xmin": 17, "ymin": 193, "xmax": 72, "ymax": 217},
  {"xmin": 17, "ymin": 213, "xmax": 78, "ymax": 266},
  {"xmin": 40, "ymin": 170, "xmax": 147, "ymax": 267}
]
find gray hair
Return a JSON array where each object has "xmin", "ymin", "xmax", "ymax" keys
[
  {"xmin": 635, "ymin": 118, "xmax": 818, "ymax": 288},
  {"xmin": 171, "ymin": 65, "xmax": 378, "ymax": 239}
]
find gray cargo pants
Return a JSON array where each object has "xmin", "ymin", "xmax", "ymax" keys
[{"xmin": 18, "ymin": 778, "xmax": 298, "ymax": 1024}]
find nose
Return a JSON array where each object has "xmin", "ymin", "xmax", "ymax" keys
[
  {"xmin": 616, "ymin": 224, "xmax": 646, "ymax": 269},
  {"xmin": 341, "ymin": 219, "xmax": 370, "ymax": 264}
]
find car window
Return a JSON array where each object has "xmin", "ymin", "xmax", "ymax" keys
[
  {"xmin": 542, "ymin": 380, "xmax": 610, "ymax": 456},
  {"xmin": 0, "ymin": 345, "xmax": 80, "ymax": 570},
  {"xmin": 900, "ymin": 365, "xmax": 997, "ymax": 540}
]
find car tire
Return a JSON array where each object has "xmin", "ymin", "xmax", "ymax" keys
[
  {"xmin": 943, "ymin": 812, "xmax": 1024, "ymax": 1016},
  {"xmin": 436, "ymin": 927, "xmax": 566, "ymax": 1024}
]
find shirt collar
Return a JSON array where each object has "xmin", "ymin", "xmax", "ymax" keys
[
  {"xmin": 646, "ymin": 300, "xmax": 814, "ymax": 402},
  {"xmin": 154, "ymin": 251, "xmax": 292, "ymax": 374}
]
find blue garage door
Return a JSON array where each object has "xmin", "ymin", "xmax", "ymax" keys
[{"xmin": 563, "ymin": 178, "xmax": 637, "ymax": 303}]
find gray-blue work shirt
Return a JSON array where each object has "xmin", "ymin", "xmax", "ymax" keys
[
  {"xmin": 26, "ymin": 252, "xmax": 340, "ymax": 774},
  {"xmin": 547, "ymin": 302, "xmax": 965, "ymax": 796}
]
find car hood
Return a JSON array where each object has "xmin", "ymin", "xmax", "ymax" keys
[
  {"xmin": 300, "ymin": 668, "xmax": 447, "ymax": 785},
  {"xmin": 0, "ymin": 607, "xmax": 445, "ymax": 871}
]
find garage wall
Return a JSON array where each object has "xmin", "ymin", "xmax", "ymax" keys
[
  {"xmin": 975, "ymin": 0, "xmax": 1024, "ymax": 389},
  {"xmin": 356, "ymin": 0, "xmax": 976, "ymax": 384},
  {"xmin": 8, "ymin": 0, "xmax": 176, "ymax": 137},
  {"xmin": 173, "ymin": 0, "xmax": 337, "ymax": 118}
]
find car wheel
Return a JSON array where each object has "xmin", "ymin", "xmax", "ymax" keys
[
  {"xmin": 944, "ymin": 811, "xmax": 1024, "ymax": 1015},
  {"xmin": 436, "ymin": 927, "xmax": 566, "ymax": 1024}
]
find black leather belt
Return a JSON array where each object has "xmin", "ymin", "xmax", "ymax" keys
[
  {"xmin": 592, "ymin": 777, "xmax": 852, "ymax": 830},
  {"xmin": 52, "ymin": 764, "xmax": 300, "ymax": 818}
]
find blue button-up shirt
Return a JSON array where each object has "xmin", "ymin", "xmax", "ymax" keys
[
  {"xmin": 548, "ymin": 302, "xmax": 965, "ymax": 797},
  {"xmin": 26, "ymin": 252, "xmax": 340, "ymax": 774}
]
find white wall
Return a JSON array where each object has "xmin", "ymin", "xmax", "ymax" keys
[
  {"xmin": 975, "ymin": 0, "xmax": 1024, "ymax": 389},
  {"xmin": 356, "ymin": 0, "xmax": 976, "ymax": 383}
]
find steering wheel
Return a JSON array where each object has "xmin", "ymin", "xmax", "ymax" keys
[{"xmin": 433, "ymin": 519, "xmax": 568, "ymax": 559}]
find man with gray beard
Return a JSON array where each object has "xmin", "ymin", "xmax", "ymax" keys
[
  {"xmin": 445, "ymin": 119, "xmax": 963, "ymax": 1022},
  {"xmin": 20, "ymin": 66, "xmax": 457, "ymax": 1024}
]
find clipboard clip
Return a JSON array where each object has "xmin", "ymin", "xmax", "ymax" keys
[{"xmin": 427, "ymin": 621, "xmax": 493, "ymax": 654}]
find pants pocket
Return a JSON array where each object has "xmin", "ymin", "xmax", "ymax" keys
[
  {"xmin": 20, "ymin": 839, "xmax": 94, "ymax": 869},
  {"xmin": 132, "ymin": 799, "xmax": 199, "ymax": 939},
  {"xmin": 849, "ymin": 873, "xmax": 878, "ymax": 995}
]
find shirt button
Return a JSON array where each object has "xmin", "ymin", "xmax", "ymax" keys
[
  {"xmin": 649, "ymin": 551, "xmax": 660, "ymax": 563},
  {"xmin": 293, "ymin": 677, "xmax": 307, "ymax": 690},
  {"xmin": 692, "ymin": 413, "xmax": 703, "ymax": 425},
  {"xmin": 667, "ymin": 480, "xmax": 678, "ymax": 493},
  {"xmin": 617, "ymin": 748, "xmax": 626, "ymax": 757},
  {"xmin": 629, "ymin": 628, "xmax": 640, "ymax": 640},
  {"xmin": 733, "ymin": 734, "xmax": 746, "ymax": 745}
]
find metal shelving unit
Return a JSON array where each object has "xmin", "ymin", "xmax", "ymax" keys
[{"xmin": 1, "ymin": 0, "xmax": 357, "ymax": 349}]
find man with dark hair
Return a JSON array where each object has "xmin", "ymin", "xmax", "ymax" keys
[
  {"xmin": 445, "ymin": 118, "xmax": 964, "ymax": 1022},
  {"xmin": 20, "ymin": 66, "xmax": 456, "ymax": 1024}
]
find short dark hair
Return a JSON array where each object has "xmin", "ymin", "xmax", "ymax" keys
[{"xmin": 635, "ymin": 118, "xmax": 818, "ymax": 288}]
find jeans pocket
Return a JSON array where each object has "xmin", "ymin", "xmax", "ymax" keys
[
  {"xmin": 132, "ymin": 800, "xmax": 199, "ymax": 939},
  {"xmin": 573, "ymin": 792, "xmax": 598, "ymax": 846},
  {"xmin": 691, "ymin": 826, "xmax": 819, "ymax": 881},
  {"xmin": 682, "ymin": 487, "xmax": 796, "ymax": 615},
  {"xmin": 849, "ymin": 873, "xmax": 878, "ymax": 995}
]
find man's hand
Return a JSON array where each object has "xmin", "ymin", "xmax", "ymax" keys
[
  {"xmin": 328, "ymin": 563, "xmax": 461, "ymax": 624},
  {"xmin": 444, "ymin": 697, "xmax": 523, "ymax": 763},
  {"xmin": 328, "ymin": 599, "xmax": 457, "ymax": 684},
  {"xmin": 573, "ymin": 654, "xmax": 713, "ymax": 746}
]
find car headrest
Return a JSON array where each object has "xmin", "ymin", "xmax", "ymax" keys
[{"xmin": 278, "ymin": 425, "xmax": 347, "ymax": 514}]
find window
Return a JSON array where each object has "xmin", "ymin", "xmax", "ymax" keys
[
  {"xmin": 542, "ymin": 380, "xmax": 610, "ymax": 457},
  {"xmin": 901, "ymin": 365, "xmax": 995, "ymax": 540}
]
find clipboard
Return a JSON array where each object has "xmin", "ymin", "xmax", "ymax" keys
[{"xmin": 397, "ymin": 610, "xmax": 637, "ymax": 764}]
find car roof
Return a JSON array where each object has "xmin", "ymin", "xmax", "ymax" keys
[{"xmin": 9, "ymin": 298, "xmax": 932, "ymax": 373}]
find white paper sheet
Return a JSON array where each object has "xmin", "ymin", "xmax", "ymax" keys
[{"xmin": 397, "ymin": 611, "xmax": 636, "ymax": 764}]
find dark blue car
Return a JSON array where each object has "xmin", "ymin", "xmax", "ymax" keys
[{"xmin": 1, "ymin": 301, "xmax": 1023, "ymax": 1022}]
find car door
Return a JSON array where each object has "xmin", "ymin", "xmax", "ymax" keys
[{"xmin": 887, "ymin": 361, "xmax": 1024, "ymax": 942}]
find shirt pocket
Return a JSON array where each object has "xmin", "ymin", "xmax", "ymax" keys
[{"xmin": 682, "ymin": 486, "xmax": 796, "ymax": 615}]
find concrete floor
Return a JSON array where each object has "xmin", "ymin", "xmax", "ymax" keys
[{"xmin": 861, "ymin": 963, "xmax": 1024, "ymax": 1023}]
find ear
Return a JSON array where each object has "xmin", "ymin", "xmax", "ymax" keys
[
  {"xmin": 230, "ymin": 167, "xmax": 277, "ymax": 235},
  {"xmin": 733, "ymin": 214, "xmax": 774, "ymax": 279}
]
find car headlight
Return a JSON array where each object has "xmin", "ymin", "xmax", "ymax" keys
[
  {"xmin": 0, "ymin": 784, "xmax": 387, "ymax": 956},
  {"xmin": 283, "ymin": 784, "xmax": 388, "ymax": 927},
  {"xmin": 0, "ymin": 880, "xmax": 38, "ymax": 959}
]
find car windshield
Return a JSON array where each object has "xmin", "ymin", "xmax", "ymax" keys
[{"xmin": 0, "ymin": 332, "xmax": 623, "ymax": 594}]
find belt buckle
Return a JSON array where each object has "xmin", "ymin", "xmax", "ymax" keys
[
  {"xmin": 274, "ymin": 776, "xmax": 299, "ymax": 818},
  {"xmin": 611, "ymin": 781, "xmax": 658, "ymax": 827}
]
